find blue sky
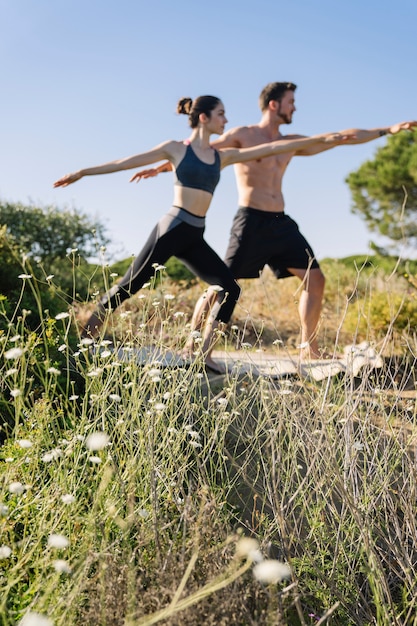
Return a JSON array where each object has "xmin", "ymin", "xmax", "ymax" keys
[{"xmin": 2, "ymin": 0, "xmax": 416, "ymax": 262}]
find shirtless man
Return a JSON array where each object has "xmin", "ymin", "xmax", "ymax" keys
[{"xmin": 132, "ymin": 82, "xmax": 417, "ymax": 361}]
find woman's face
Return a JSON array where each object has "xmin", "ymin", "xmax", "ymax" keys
[{"xmin": 206, "ymin": 102, "xmax": 228, "ymax": 135}]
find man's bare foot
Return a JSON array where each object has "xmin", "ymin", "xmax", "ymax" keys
[
  {"xmin": 204, "ymin": 356, "xmax": 225, "ymax": 375},
  {"xmin": 299, "ymin": 346, "xmax": 341, "ymax": 361}
]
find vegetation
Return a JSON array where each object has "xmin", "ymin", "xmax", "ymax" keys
[
  {"xmin": 1, "ymin": 246, "xmax": 417, "ymax": 625},
  {"xmin": 346, "ymin": 130, "xmax": 417, "ymax": 247}
]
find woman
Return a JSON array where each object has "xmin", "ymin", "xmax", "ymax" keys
[{"xmin": 54, "ymin": 95, "xmax": 343, "ymax": 370}]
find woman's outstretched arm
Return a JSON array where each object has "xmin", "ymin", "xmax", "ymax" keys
[
  {"xmin": 218, "ymin": 132, "xmax": 352, "ymax": 168},
  {"xmin": 53, "ymin": 140, "xmax": 178, "ymax": 187}
]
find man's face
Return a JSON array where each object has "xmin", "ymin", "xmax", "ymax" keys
[{"xmin": 275, "ymin": 90, "xmax": 296, "ymax": 124}]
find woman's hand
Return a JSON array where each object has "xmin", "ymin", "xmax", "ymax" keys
[{"xmin": 129, "ymin": 168, "xmax": 160, "ymax": 182}]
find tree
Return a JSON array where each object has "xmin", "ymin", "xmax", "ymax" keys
[
  {"xmin": 346, "ymin": 132, "xmax": 417, "ymax": 246},
  {"xmin": 0, "ymin": 201, "xmax": 109, "ymax": 262}
]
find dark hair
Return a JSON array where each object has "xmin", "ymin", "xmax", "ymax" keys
[
  {"xmin": 177, "ymin": 95, "xmax": 221, "ymax": 128},
  {"xmin": 258, "ymin": 82, "xmax": 297, "ymax": 111}
]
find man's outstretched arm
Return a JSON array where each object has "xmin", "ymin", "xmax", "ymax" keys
[{"xmin": 294, "ymin": 120, "xmax": 417, "ymax": 156}]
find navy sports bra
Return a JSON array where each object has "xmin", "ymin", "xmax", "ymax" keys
[{"xmin": 174, "ymin": 144, "xmax": 221, "ymax": 195}]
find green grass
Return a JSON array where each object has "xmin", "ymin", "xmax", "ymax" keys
[{"xmin": 1, "ymin": 258, "xmax": 417, "ymax": 625}]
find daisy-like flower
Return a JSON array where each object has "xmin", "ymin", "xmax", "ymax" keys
[
  {"xmin": 0, "ymin": 504, "xmax": 9, "ymax": 516},
  {"xmin": 47, "ymin": 367, "xmax": 61, "ymax": 375},
  {"xmin": 85, "ymin": 431, "xmax": 109, "ymax": 451},
  {"xmin": 9, "ymin": 481, "xmax": 25, "ymax": 495},
  {"xmin": 47, "ymin": 533, "xmax": 69, "ymax": 549},
  {"xmin": 164, "ymin": 294, "xmax": 175, "ymax": 300},
  {"xmin": 108, "ymin": 393, "xmax": 121, "ymax": 403},
  {"xmin": 18, "ymin": 612, "xmax": 53, "ymax": 626},
  {"xmin": 58, "ymin": 344, "xmax": 67, "ymax": 352},
  {"xmin": 235, "ymin": 537, "xmax": 263, "ymax": 562},
  {"xmin": 61, "ymin": 494, "xmax": 76, "ymax": 505},
  {"xmin": 55, "ymin": 312, "xmax": 70, "ymax": 320},
  {"xmin": 53, "ymin": 559, "xmax": 72, "ymax": 573},
  {"xmin": 189, "ymin": 440, "xmax": 202, "ymax": 449},
  {"xmin": 17, "ymin": 439, "xmax": 33, "ymax": 449},
  {"xmin": 79, "ymin": 337, "xmax": 94, "ymax": 346},
  {"xmin": 4, "ymin": 347, "xmax": 25, "ymax": 360},
  {"xmin": 154, "ymin": 403, "xmax": 166, "ymax": 412},
  {"xmin": 18, "ymin": 274, "xmax": 32, "ymax": 280},
  {"xmin": 253, "ymin": 559, "xmax": 291, "ymax": 584},
  {"xmin": 89, "ymin": 456, "xmax": 102, "ymax": 464},
  {"xmin": 41, "ymin": 448, "xmax": 62, "ymax": 463},
  {"xmin": 68, "ymin": 395, "xmax": 79, "ymax": 401},
  {"xmin": 0, "ymin": 545, "xmax": 12, "ymax": 559},
  {"xmin": 11, "ymin": 389, "xmax": 22, "ymax": 398}
]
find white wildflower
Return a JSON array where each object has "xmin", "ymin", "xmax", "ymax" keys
[
  {"xmin": 10, "ymin": 335, "xmax": 21, "ymax": 342},
  {"xmin": 47, "ymin": 533, "xmax": 69, "ymax": 549},
  {"xmin": 6, "ymin": 368, "xmax": 18, "ymax": 376},
  {"xmin": 9, "ymin": 481, "xmax": 25, "ymax": 495},
  {"xmin": 297, "ymin": 341, "xmax": 310, "ymax": 349},
  {"xmin": 11, "ymin": 389, "xmax": 22, "ymax": 398},
  {"xmin": 89, "ymin": 456, "xmax": 102, "ymax": 464},
  {"xmin": 173, "ymin": 311, "xmax": 185, "ymax": 318},
  {"xmin": 41, "ymin": 448, "xmax": 62, "ymax": 463},
  {"xmin": 58, "ymin": 344, "xmax": 67, "ymax": 352},
  {"xmin": 189, "ymin": 440, "xmax": 202, "ymax": 449},
  {"xmin": 55, "ymin": 312, "xmax": 70, "ymax": 320},
  {"xmin": 0, "ymin": 504, "xmax": 9, "ymax": 516},
  {"xmin": 236, "ymin": 537, "xmax": 262, "ymax": 562},
  {"xmin": 61, "ymin": 494, "xmax": 75, "ymax": 505},
  {"xmin": 85, "ymin": 431, "xmax": 109, "ymax": 451},
  {"xmin": 69, "ymin": 395, "xmax": 79, "ymax": 401},
  {"xmin": 108, "ymin": 393, "xmax": 121, "ymax": 403},
  {"xmin": 53, "ymin": 559, "xmax": 72, "ymax": 573},
  {"xmin": 138, "ymin": 509, "xmax": 149, "ymax": 519},
  {"xmin": 100, "ymin": 350, "xmax": 112, "ymax": 358},
  {"xmin": 241, "ymin": 342, "xmax": 252, "ymax": 349},
  {"xmin": 0, "ymin": 545, "xmax": 12, "ymax": 559},
  {"xmin": 79, "ymin": 337, "xmax": 94, "ymax": 346},
  {"xmin": 154, "ymin": 403, "xmax": 165, "ymax": 412},
  {"xmin": 47, "ymin": 367, "xmax": 61, "ymax": 375},
  {"xmin": 253, "ymin": 559, "xmax": 291, "ymax": 584},
  {"xmin": 46, "ymin": 274, "xmax": 55, "ymax": 281},
  {"xmin": 18, "ymin": 274, "xmax": 32, "ymax": 280},
  {"xmin": 17, "ymin": 439, "xmax": 33, "ymax": 449},
  {"xmin": 4, "ymin": 347, "xmax": 25, "ymax": 360},
  {"xmin": 352, "ymin": 441, "xmax": 364, "ymax": 451},
  {"xmin": 164, "ymin": 294, "xmax": 175, "ymax": 300},
  {"xmin": 18, "ymin": 612, "xmax": 53, "ymax": 626}
]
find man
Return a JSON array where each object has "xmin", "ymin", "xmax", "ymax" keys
[{"xmin": 132, "ymin": 82, "xmax": 416, "ymax": 362}]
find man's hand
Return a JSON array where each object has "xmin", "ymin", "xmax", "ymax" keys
[
  {"xmin": 389, "ymin": 120, "xmax": 417, "ymax": 135},
  {"xmin": 53, "ymin": 172, "xmax": 82, "ymax": 188}
]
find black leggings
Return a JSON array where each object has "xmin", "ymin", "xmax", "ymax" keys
[{"xmin": 98, "ymin": 207, "xmax": 240, "ymax": 323}]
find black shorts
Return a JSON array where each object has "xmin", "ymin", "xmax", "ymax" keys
[{"xmin": 223, "ymin": 206, "xmax": 320, "ymax": 280}]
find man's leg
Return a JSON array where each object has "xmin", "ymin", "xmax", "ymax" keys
[
  {"xmin": 287, "ymin": 267, "xmax": 325, "ymax": 359},
  {"xmin": 183, "ymin": 288, "xmax": 218, "ymax": 357}
]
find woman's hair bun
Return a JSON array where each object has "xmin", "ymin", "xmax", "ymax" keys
[{"xmin": 177, "ymin": 97, "xmax": 193, "ymax": 115}]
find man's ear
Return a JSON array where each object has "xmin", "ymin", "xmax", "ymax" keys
[{"xmin": 268, "ymin": 100, "xmax": 279, "ymax": 112}]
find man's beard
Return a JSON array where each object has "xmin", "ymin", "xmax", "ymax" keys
[{"xmin": 279, "ymin": 113, "xmax": 293, "ymax": 125}]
